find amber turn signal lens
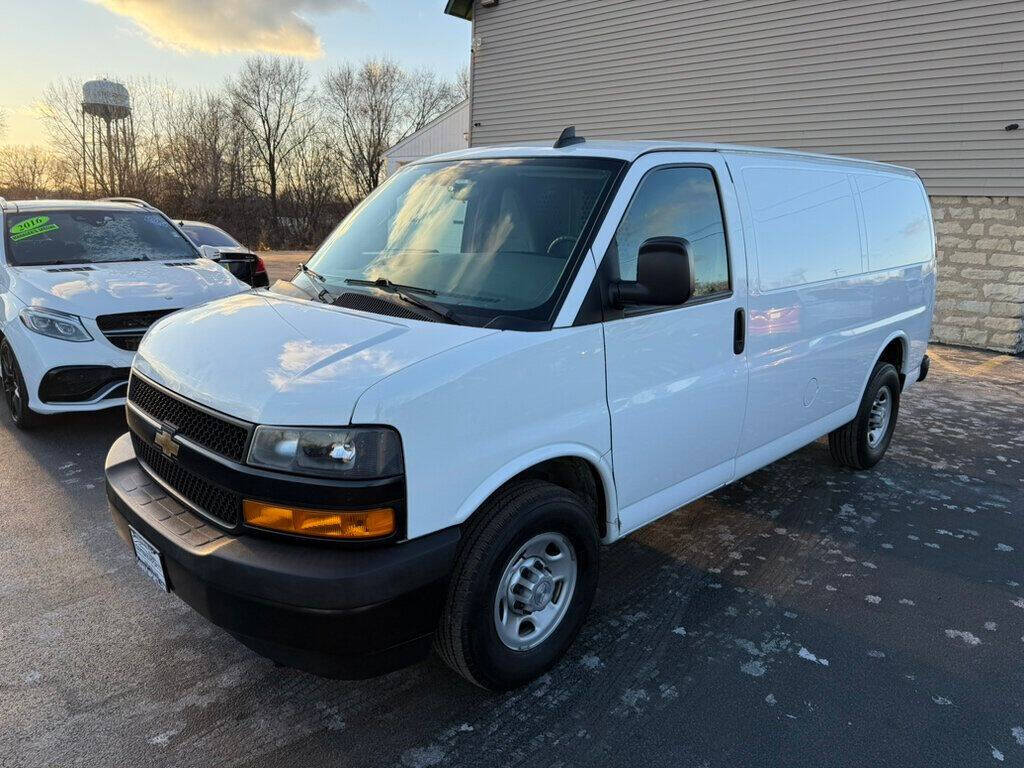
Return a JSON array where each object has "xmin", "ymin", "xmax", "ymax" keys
[{"xmin": 243, "ymin": 501, "xmax": 395, "ymax": 540}]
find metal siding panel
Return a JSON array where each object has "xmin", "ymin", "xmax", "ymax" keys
[{"xmin": 469, "ymin": 0, "xmax": 1024, "ymax": 195}]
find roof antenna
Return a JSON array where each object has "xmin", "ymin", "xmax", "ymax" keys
[{"xmin": 554, "ymin": 125, "xmax": 585, "ymax": 149}]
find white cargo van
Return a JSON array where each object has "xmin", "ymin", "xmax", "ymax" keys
[{"xmin": 105, "ymin": 135, "xmax": 935, "ymax": 690}]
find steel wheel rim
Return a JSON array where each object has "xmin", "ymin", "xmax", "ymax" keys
[
  {"xmin": 493, "ymin": 532, "xmax": 578, "ymax": 651},
  {"xmin": 866, "ymin": 386, "xmax": 892, "ymax": 448},
  {"xmin": 0, "ymin": 345, "xmax": 21, "ymax": 419}
]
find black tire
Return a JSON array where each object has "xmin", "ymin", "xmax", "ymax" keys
[
  {"xmin": 0, "ymin": 339, "xmax": 39, "ymax": 430},
  {"xmin": 828, "ymin": 362, "xmax": 900, "ymax": 470},
  {"xmin": 435, "ymin": 479, "xmax": 600, "ymax": 691}
]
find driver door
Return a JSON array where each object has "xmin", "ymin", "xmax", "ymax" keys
[{"xmin": 598, "ymin": 153, "xmax": 749, "ymax": 535}]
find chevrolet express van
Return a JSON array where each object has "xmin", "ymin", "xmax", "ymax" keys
[{"xmin": 105, "ymin": 136, "xmax": 935, "ymax": 690}]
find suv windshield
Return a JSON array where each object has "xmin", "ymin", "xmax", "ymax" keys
[
  {"xmin": 304, "ymin": 157, "xmax": 623, "ymax": 323},
  {"xmin": 5, "ymin": 209, "xmax": 198, "ymax": 267}
]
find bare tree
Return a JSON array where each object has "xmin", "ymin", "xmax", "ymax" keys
[
  {"xmin": 0, "ymin": 108, "xmax": 7, "ymax": 140},
  {"xmin": 36, "ymin": 78, "xmax": 90, "ymax": 195},
  {"xmin": 323, "ymin": 58, "xmax": 461, "ymax": 198},
  {"xmin": 457, "ymin": 65, "xmax": 471, "ymax": 101},
  {"xmin": 281, "ymin": 116, "xmax": 344, "ymax": 245},
  {"xmin": 0, "ymin": 145, "xmax": 54, "ymax": 198},
  {"xmin": 406, "ymin": 68, "xmax": 461, "ymax": 131},
  {"xmin": 228, "ymin": 56, "xmax": 310, "ymax": 242}
]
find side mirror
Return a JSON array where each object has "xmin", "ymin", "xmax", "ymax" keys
[
  {"xmin": 198, "ymin": 244, "xmax": 221, "ymax": 260},
  {"xmin": 610, "ymin": 236, "xmax": 694, "ymax": 307}
]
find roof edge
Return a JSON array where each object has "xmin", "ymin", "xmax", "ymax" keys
[{"xmin": 444, "ymin": 0, "xmax": 473, "ymax": 20}]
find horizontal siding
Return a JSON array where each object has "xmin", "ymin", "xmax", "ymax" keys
[{"xmin": 469, "ymin": 0, "xmax": 1024, "ymax": 195}]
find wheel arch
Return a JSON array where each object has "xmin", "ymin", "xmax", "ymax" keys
[
  {"xmin": 863, "ymin": 332, "xmax": 909, "ymax": 394},
  {"xmin": 453, "ymin": 445, "xmax": 617, "ymax": 542}
]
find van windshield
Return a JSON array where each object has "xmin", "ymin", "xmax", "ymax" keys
[
  {"xmin": 5, "ymin": 209, "xmax": 198, "ymax": 267},
  {"xmin": 304, "ymin": 157, "xmax": 623, "ymax": 323}
]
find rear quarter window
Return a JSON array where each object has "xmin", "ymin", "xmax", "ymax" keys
[
  {"xmin": 743, "ymin": 166, "xmax": 862, "ymax": 291},
  {"xmin": 855, "ymin": 175, "xmax": 933, "ymax": 271}
]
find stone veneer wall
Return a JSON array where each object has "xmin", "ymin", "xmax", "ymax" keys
[{"xmin": 931, "ymin": 196, "xmax": 1024, "ymax": 354}]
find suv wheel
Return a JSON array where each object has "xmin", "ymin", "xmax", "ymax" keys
[
  {"xmin": 436, "ymin": 479, "xmax": 600, "ymax": 690},
  {"xmin": 1, "ymin": 339, "xmax": 38, "ymax": 430},
  {"xmin": 828, "ymin": 361, "xmax": 900, "ymax": 470}
]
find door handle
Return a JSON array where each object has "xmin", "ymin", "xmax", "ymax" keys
[{"xmin": 733, "ymin": 308, "xmax": 745, "ymax": 355}]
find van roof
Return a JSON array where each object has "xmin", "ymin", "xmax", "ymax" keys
[{"xmin": 423, "ymin": 140, "xmax": 918, "ymax": 176}]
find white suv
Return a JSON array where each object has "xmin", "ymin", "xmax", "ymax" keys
[
  {"xmin": 105, "ymin": 138, "xmax": 935, "ymax": 690},
  {"xmin": 0, "ymin": 199, "xmax": 246, "ymax": 428}
]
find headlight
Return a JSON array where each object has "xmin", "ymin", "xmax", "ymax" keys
[
  {"xmin": 247, "ymin": 426, "xmax": 403, "ymax": 479},
  {"xmin": 19, "ymin": 308, "xmax": 93, "ymax": 342}
]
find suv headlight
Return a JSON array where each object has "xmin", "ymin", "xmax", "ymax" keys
[
  {"xmin": 247, "ymin": 425, "xmax": 404, "ymax": 479},
  {"xmin": 20, "ymin": 307, "xmax": 93, "ymax": 342}
]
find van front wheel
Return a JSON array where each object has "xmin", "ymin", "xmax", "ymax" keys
[
  {"xmin": 828, "ymin": 362, "xmax": 901, "ymax": 470},
  {"xmin": 436, "ymin": 480, "xmax": 599, "ymax": 690}
]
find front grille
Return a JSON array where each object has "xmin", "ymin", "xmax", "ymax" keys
[
  {"xmin": 96, "ymin": 309, "xmax": 180, "ymax": 351},
  {"xmin": 128, "ymin": 375, "xmax": 250, "ymax": 462},
  {"xmin": 132, "ymin": 433, "xmax": 242, "ymax": 528}
]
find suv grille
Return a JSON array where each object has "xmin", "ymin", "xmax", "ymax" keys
[
  {"xmin": 128, "ymin": 375, "xmax": 250, "ymax": 462},
  {"xmin": 132, "ymin": 433, "xmax": 242, "ymax": 528},
  {"xmin": 96, "ymin": 309, "xmax": 180, "ymax": 351}
]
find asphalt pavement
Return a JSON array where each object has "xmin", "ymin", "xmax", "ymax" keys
[{"xmin": 1, "ymin": 344, "xmax": 1022, "ymax": 767}]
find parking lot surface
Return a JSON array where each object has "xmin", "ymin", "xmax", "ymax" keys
[{"xmin": 2, "ymin": 345, "xmax": 1022, "ymax": 768}]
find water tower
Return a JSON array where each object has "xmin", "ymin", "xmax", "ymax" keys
[{"xmin": 81, "ymin": 79, "xmax": 136, "ymax": 195}]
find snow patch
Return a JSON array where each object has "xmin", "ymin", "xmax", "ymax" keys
[
  {"xmin": 740, "ymin": 660, "xmax": 767, "ymax": 677},
  {"xmin": 865, "ymin": 595, "xmax": 882, "ymax": 604},
  {"xmin": 581, "ymin": 654, "xmax": 603, "ymax": 670},
  {"xmin": 944, "ymin": 629, "xmax": 981, "ymax": 646},
  {"xmin": 995, "ymin": 543, "xmax": 1014, "ymax": 552},
  {"xmin": 401, "ymin": 745, "xmax": 446, "ymax": 768},
  {"xmin": 765, "ymin": 693, "xmax": 777, "ymax": 705},
  {"xmin": 148, "ymin": 730, "xmax": 178, "ymax": 747},
  {"xmin": 797, "ymin": 647, "xmax": 829, "ymax": 666},
  {"xmin": 984, "ymin": 622, "xmax": 997, "ymax": 631},
  {"xmin": 1011, "ymin": 726, "xmax": 1024, "ymax": 746},
  {"xmin": 932, "ymin": 696, "xmax": 952, "ymax": 705},
  {"xmin": 991, "ymin": 747, "xmax": 1003, "ymax": 762}
]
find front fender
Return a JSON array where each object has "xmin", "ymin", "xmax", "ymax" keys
[{"xmin": 452, "ymin": 443, "xmax": 619, "ymax": 542}]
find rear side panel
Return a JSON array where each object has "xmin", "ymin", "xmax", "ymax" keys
[{"xmin": 724, "ymin": 152, "xmax": 935, "ymax": 473}]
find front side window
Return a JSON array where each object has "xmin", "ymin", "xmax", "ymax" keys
[
  {"xmin": 305, "ymin": 157, "xmax": 623, "ymax": 323},
  {"xmin": 5, "ymin": 210, "xmax": 198, "ymax": 267},
  {"xmin": 608, "ymin": 166, "xmax": 730, "ymax": 299}
]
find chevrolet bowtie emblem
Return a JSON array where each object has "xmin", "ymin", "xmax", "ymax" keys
[{"xmin": 154, "ymin": 429, "xmax": 179, "ymax": 459}]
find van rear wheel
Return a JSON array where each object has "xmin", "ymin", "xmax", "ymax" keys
[
  {"xmin": 828, "ymin": 362, "xmax": 900, "ymax": 470},
  {"xmin": 435, "ymin": 479, "xmax": 599, "ymax": 691}
]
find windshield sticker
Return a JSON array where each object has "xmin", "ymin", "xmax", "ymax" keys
[{"xmin": 10, "ymin": 216, "xmax": 59, "ymax": 241}]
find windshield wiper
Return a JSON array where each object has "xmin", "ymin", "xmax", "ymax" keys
[
  {"xmin": 297, "ymin": 263, "xmax": 335, "ymax": 303},
  {"xmin": 344, "ymin": 277, "xmax": 459, "ymax": 324},
  {"xmin": 299, "ymin": 263, "xmax": 328, "ymax": 282}
]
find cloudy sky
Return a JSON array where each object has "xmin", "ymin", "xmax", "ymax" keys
[{"xmin": 1, "ymin": 0, "xmax": 470, "ymax": 144}]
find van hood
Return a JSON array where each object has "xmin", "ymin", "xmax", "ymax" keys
[
  {"xmin": 133, "ymin": 292, "xmax": 496, "ymax": 426},
  {"xmin": 9, "ymin": 259, "xmax": 244, "ymax": 318}
]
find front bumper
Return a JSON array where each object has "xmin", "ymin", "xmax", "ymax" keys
[
  {"xmin": 105, "ymin": 432, "xmax": 460, "ymax": 677},
  {"xmin": 2, "ymin": 319, "xmax": 134, "ymax": 413}
]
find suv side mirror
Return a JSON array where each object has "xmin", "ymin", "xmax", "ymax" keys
[
  {"xmin": 198, "ymin": 244, "xmax": 221, "ymax": 260},
  {"xmin": 610, "ymin": 236, "xmax": 694, "ymax": 308}
]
